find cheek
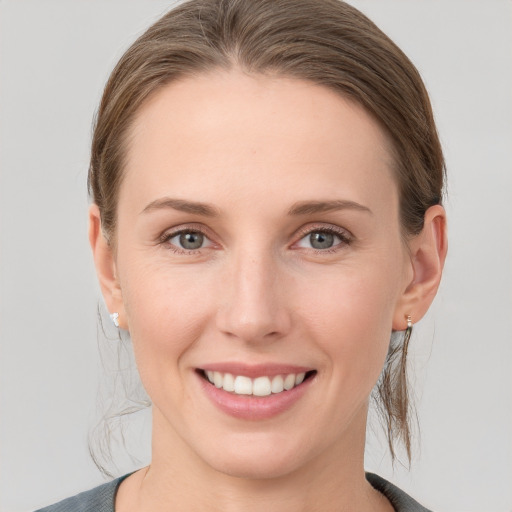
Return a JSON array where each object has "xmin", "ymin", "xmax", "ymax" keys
[
  {"xmin": 119, "ymin": 261, "xmax": 215, "ymax": 384},
  {"xmin": 296, "ymin": 262, "xmax": 401, "ymax": 382}
]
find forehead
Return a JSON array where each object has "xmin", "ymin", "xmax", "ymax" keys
[{"xmin": 121, "ymin": 70, "xmax": 397, "ymax": 214}]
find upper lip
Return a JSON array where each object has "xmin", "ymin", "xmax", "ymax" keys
[{"xmin": 198, "ymin": 362, "xmax": 315, "ymax": 378}]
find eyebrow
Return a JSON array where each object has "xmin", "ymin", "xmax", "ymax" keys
[
  {"xmin": 287, "ymin": 199, "xmax": 372, "ymax": 216},
  {"xmin": 141, "ymin": 197, "xmax": 372, "ymax": 217},
  {"xmin": 141, "ymin": 197, "xmax": 220, "ymax": 217}
]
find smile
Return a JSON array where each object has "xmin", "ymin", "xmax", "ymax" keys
[
  {"xmin": 197, "ymin": 364, "xmax": 317, "ymax": 420},
  {"xmin": 202, "ymin": 370, "xmax": 315, "ymax": 396}
]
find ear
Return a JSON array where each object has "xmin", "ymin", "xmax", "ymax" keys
[
  {"xmin": 393, "ymin": 204, "xmax": 448, "ymax": 330},
  {"xmin": 88, "ymin": 204, "xmax": 127, "ymax": 329}
]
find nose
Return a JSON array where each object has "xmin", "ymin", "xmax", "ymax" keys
[{"xmin": 216, "ymin": 248, "xmax": 292, "ymax": 344}]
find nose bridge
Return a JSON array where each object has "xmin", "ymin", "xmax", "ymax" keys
[{"xmin": 217, "ymin": 243, "xmax": 290, "ymax": 342}]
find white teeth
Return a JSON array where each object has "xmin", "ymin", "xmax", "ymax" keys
[
  {"xmin": 204, "ymin": 370, "xmax": 310, "ymax": 396},
  {"xmin": 213, "ymin": 371, "xmax": 223, "ymax": 388},
  {"xmin": 223, "ymin": 372, "xmax": 235, "ymax": 392},
  {"xmin": 271, "ymin": 375, "xmax": 284, "ymax": 393},
  {"xmin": 253, "ymin": 376, "xmax": 272, "ymax": 396},
  {"xmin": 234, "ymin": 375, "xmax": 252, "ymax": 395},
  {"xmin": 283, "ymin": 374, "xmax": 296, "ymax": 390}
]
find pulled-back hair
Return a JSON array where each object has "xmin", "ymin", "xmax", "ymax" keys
[{"xmin": 89, "ymin": 0, "xmax": 445, "ymax": 468}]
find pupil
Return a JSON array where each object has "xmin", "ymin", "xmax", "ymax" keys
[
  {"xmin": 310, "ymin": 231, "xmax": 334, "ymax": 249},
  {"xmin": 179, "ymin": 232, "xmax": 203, "ymax": 249}
]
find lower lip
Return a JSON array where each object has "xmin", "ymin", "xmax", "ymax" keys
[{"xmin": 197, "ymin": 372, "xmax": 314, "ymax": 420}]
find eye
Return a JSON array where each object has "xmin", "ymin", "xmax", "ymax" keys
[
  {"xmin": 166, "ymin": 230, "xmax": 213, "ymax": 251},
  {"xmin": 295, "ymin": 228, "xmax": 350, "ymax": 251}
]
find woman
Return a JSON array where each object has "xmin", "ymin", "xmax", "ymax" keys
[{"xmin": 37, "ymin": 0, "xmax": 447, "ymax": 510}]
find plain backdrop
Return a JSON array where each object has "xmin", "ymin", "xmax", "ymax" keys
[{"xmin": 1, "ymin": 1, "xmax": 511, "ymax": 511}]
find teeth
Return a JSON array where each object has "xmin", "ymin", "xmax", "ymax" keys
[
  {"xmin": 213, "ymin": 371, "xmax": 223, "ymax": 388},
  {"xmin": 271, "ymin": 375, "xmax": 284, "ymax": 393},
  {"xmin": 204, "ymin": 371, "xmax": 309, "ymax": 396},
  {"xmin": 234, "ymin": 375, "xmax": 252, "ymax": 395},
  {"xmin": 223, "ymin": 372, "xmax": 235, "ymax": 392},
  {"xmin": 253, "ymin": 376, "xmax": 272, "ymax": 396},
  {"xmin": 283, "ymin": 374, "xmax": 295, "ymax": 390}
]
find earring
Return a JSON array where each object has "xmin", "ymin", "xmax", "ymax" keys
[
  {"xmin": 406, "ymin": 314, "xmax": 412, "ymax": 332},
  {"xmin": 110, "ymin": 312, "xmax": 120, "ymax": 328},
  {"xmin": 403, "ymin": 314, "xmax": 413, "ymax": 353},
  {"xmin": 399, "ymin": 314, "xmax": 413, "ymax": 387}
]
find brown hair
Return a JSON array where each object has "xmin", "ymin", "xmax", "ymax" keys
[{"xmin": 89, "ymin": 0, "xmax": 445, "ymax": 463}]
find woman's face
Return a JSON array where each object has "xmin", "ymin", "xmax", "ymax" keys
[{"xmin": 109, "ymin": 71, "xmax": 413, "ymax": 478}]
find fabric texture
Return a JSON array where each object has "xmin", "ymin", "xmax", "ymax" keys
[
  {"xmin": 35, "ymin": 472, "xmax": 432, "ymax": 511},
  {"xmin": 366, "ymin": 473, "xmax": 432, "ymax": 512},
  {"xmin": 34, "ymin": 476, "xmax": 129, "ymax": 512}
]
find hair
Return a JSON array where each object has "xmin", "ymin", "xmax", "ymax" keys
[{"xmin": 88, "ymin": 0, "xmax": 445, "ymax": 468}]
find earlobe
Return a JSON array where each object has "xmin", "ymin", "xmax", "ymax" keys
[
  {"xmin": 88, "ymin": 204, "xmax": 126, "ymax": 329},
  {"xmin": 393, "ymin": 205, "xmax": 448, "ymax": 330}
]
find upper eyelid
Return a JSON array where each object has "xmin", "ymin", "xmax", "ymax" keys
[
  {"xmin": 294, "ymin": 223, "xmax": 353, "ymax": 241},
  {"xmin": 159, "ymin": 223, "xmax": 214, "ymax": 242}
]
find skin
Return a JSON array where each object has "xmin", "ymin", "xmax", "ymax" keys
[{"xmin": 90, "ymin": 70, "xmax": 447, "ymax": 512}]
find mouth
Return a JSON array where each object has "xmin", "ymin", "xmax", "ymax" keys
[{"xmin": 197, "ymin": 369, "xmax": 317, "ymax": 397}]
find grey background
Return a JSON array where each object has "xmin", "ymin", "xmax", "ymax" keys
[{"xmin": 1, "ymin": 1, "xmax": 511, "ymax": 511}]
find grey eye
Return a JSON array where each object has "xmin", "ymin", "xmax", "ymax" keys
[
  {"xmin": 166, "ymin": 229, "xmax": 213, "ymax": 252},
  {"xmin": 296, "ymin": 229, "xmax": 345, "ymax": 250},
  {"xmin": 309, "ymin": 231, "xmax": 335, "ymax": 249},
  {"xmin": 178, "ymin": 232, "xmax": 204, "ymax": 250}
]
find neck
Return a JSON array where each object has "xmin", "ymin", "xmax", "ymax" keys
[{"xmin": 116, "ymin": 406, "xmax": 392, "ymax": 512}]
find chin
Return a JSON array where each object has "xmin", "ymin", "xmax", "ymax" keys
[
  {"xmin": 208, "ymin": 454, "xmax": 301, "ymax": 481},
  {"xmin": 198, "ymin": 431, "xmax": 308, "ymax": 480}
]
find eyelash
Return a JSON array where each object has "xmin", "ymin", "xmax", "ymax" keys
[
  {"xmin": 159, "ymin": 226, "xmax": 212, "ymax": 255},
  {"xmin": 159, "ymin": 224, "xmax": 353, "ymax": 255},
  {"xmin": 294, "ymin": 225, "xmax": 353, "ymax": 253}
]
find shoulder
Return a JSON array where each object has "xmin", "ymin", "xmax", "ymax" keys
[
  {"xmin": 366, "ymin": 472, "xmax": 433, "ymax": 512},
  {"xmin": 34, "ymin": 475, "xmax": 128, "ymax": 512},
  {"xmin": 36, "ymin": 472, "xmax": 431, "ymax": 511}
]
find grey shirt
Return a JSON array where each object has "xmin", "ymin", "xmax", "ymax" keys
[{"xmin": 35, "ymin": 472, "xmax": 432, "ymax": 511}]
